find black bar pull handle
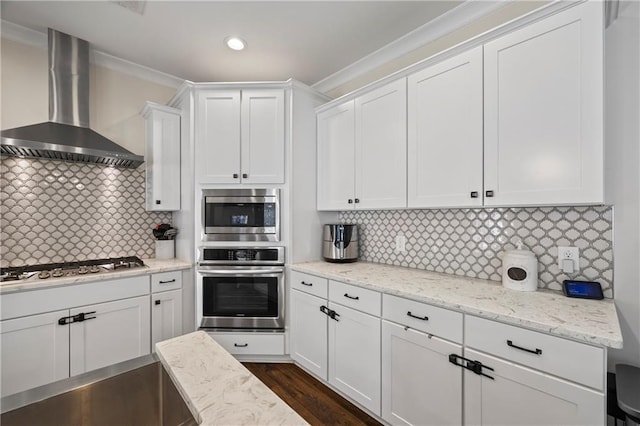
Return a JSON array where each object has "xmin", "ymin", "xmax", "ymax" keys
[
  {"xmin": 155, "ymin": 300, "xmax": 161, "ymax": 305},
  {"xmin": 343, "ymin": 293, "xmax": 359, "ymax": 300},
  {"xmin": 507, "ymin": 340, "xmax": 542, "ymax": 355},
  {"xmin": 234, "ymin": 343, "xmax": 248, "ymax": 348},
  {"xmin": 320, "ymin": 305, "xmax": 331, "ymax": 316},
  {"xmin": 330, "ymin": 310, "xmax": 340, "ymax": 322},
  {"xmin": 159, "ymin": 279, "xmax": 176, "ymax": 284},
  {"xmin": 407, "ymin": 311, "xmax": 429, "ymax": 321},
  {"xmin": 300, "ymin": 281, "xmax": 313, "ymax": 287},
  {"xmin": 58, "ymin": 315, "xmax": 73, "ymax": 325}
]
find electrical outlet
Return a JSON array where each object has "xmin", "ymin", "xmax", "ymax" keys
[
  {"xmin": 557, "ymin": 246, "xmax": 580, "ymax": 272},
  {"xmin": 395, "ymin": 235, "xmax": 406, "ymax": 253}
]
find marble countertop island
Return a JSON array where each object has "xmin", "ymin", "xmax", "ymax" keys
[
  {"xmin": 291, "ymin": 261, "xmax": 623, "ymax": 349},
  {"xmin": 0, "ymin": 258, "xmax": 193, "ymax": 294},
  {"xmin": 156, "ymin": 331, "xmax": 307, "ymax": 426}
]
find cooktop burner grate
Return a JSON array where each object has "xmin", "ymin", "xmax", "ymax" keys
[{"xmin": 0, "ymin": 256, "xmax": 145, "ymax": 282}]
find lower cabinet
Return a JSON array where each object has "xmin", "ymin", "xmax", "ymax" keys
[
  {"xmin": 290, "ymin": 271, "xmax": 382, "ymax": 416},
  {"xmin": 328, "ymin": 302, "xmax": 381, "ymax": 415},
  {"xmin": 0, "ymin": 310, "xmax": 70, "ymax": 396},
  {"xmin": 151, "ymin": 286, "xmax": 183, "ymax": 352},
  {"xmin": 381, "ymin": 321, "xmax": 462, "ymax": 425},
  {"xmin": 289, "ymin": 272, "xmax": 609, "ymax": 425},
  {"xmin": 208, "ymin": 332, "xmax": 285, "ymax": 356},
  {"xmin": 290, "ymin": 288, "xmax": 328, "ymax": 379},
  {"xmin": 464, "ymin": 348, "xmax": 604, "ymax": 425},
  {"xmin": 70, "ymin": 296, "xmax": 151, "ymax": 376},
  {"xmin": 151, "ymin": 270, "xmax": 183, "ymax": 351}
]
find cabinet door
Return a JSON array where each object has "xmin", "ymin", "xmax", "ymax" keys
[
  {"xmin": 355, "ymin": 79, "xmax": 407, "ymax": 209},
  {"xmin": 408, "ymin": 47, "xmax": 483, "ymax": 208},
  {"xmin": 328, "ymin": 302, "xmax": 381, "ymax": 415},
  {"xmin": 290, "ymin": 289, "xmax": 328, "ymax": 380},
  {"xmin": 195, "ymin": 89, "xmax": 241, "ymax": 184},
  {"xmin": 70, "ymin": 296, "xmax": 151, "ymax": 376},
  {"xmin": 240, "ymin": 89, "xmax": 285, "ymax": 184},
  {"xmin": 145, "ymin": 105, "xmax": 181, "ymax": 211},
  {"xmin": 151, "ymin": 289, "xmax": 183, "ymax": 351},
  {"xmin": 381, "ymin": 321, "xmax": 462, "ymax": 425},
  {"xmin": 317, "ymin": 101, "xmax": 356, "ymax": 210},
  {"xmin": 1, "ymin": 310, "xmax": 69, "ymax": 396},
  {"xmin": 484, "ymin": 2, "xmax": 603, "ymax": 206},
  {"xmin": 464, "ymin": 348, "xmax": 605, "ymax": 425}
]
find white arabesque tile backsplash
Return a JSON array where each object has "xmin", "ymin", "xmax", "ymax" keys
[
  {"xmin": 1, "ymin": 157, "xmax": 172, "ymax": 266},
  {"xmin": 340, "ymin": 206, "xmax": 613, "ymax": 297}
]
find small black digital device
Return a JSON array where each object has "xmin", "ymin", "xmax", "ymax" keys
[{"xmin": 562, "ymin": 280, "xmax": 604, "ymax": 300}]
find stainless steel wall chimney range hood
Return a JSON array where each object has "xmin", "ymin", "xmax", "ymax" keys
[{"xmin": 0, "ymin": 29, "xmax": 144, "ymax": 169}]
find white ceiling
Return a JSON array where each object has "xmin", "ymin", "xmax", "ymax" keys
[{"xmin": 0, "ymin": 1, "xmax": 463, "ymax": 86}]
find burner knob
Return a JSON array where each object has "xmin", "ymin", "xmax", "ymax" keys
[
  {"xmin": 52, "ymin": 268, "xmax": 64, "ymax": 278},
  {"xmin": 38, "ymin": 271, "xmax": 51, "ymax": 279}
]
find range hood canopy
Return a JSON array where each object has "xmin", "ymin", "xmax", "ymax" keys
[{"xmin": 0, "ymin": 29, "xmax": 144, "ymax": 169}]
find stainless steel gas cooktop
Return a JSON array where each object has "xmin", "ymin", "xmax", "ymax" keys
[{"xmin": 0, "ymin": 256, "xmax": 146, "ymax": 283}]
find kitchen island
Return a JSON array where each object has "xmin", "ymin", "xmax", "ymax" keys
[{"xmin": 156, "ymin": 331, "xmax": 307, "ymax": 425}]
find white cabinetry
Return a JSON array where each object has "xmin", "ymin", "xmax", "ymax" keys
[
  {"xmin": 290, "ymin": 274, "xmax": 328, "ymax": 379},
  {"xmin": 151, "ymin": 271, "xmax": 183, "ymax": 351},
  {"xmin": 195, "ymin": 89, "xmax": 284, "ymax": 184},
  {"xmin": 463, "ymin": 315, "xmax": 605, "ymax": 425},
  {"xmin": 407, "ymin": 46, "xmax": 483, "ymax": 208},
  {"xmin": 143, "ymin": 102, "xmax": 181, "ymax": 211},
  {"xmin": 382, "ymin": 321, "xmax": 462, "ymax": 426},
  {"xmin": 483, "ymin": 1, "xmax": 603, "ymax": 206},
  {"xmin": 381, "ymin": 294, "xmax": 464, "ymax": 425},
  {"xmin": 317, "ymin": 79, "xmax": 406, "ymax": 210},
  {"xmin": 69, "ymin": 296, "xmax": 150, "ymax": 376},
  {"xmin": 327, "ymin": 301, "xmax": 381, "ymax": 415},
  {"xmin": 289, "ymin": 271, "xmax": 382, "ymax": 416},
  {"xmin": 0, "ymin": 275, "xmax": 151, "ymax": 397},
  {"xmin": 0, "ymin": 310, "xmax": 69, "ymax": 396}
]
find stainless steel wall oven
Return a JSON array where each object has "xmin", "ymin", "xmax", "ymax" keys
[
  {"xmin": 202, "ymin": 189, "xmax": 279, "ymax": 242},
  {"xmin": 197, "ymin": 247, "xmax": 284, "ymax": 330}
]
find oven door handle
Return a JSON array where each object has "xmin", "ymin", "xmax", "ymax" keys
[{"xmin": 198, "ymin": 268, "xmax": 284, "ymax": 276}]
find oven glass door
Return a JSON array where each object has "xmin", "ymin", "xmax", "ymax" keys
[{"xmin": 199, "ymin": 267, "xmax": 284, "ymax": 329}]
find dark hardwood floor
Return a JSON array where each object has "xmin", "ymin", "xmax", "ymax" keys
[{"xmin": 243, "ymin": 362, "xmax": 382, "ymax": 426}]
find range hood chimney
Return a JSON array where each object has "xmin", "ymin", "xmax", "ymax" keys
[{"xmin": 1, "ymin": 29, "xmax": 144, "ymax": 169}]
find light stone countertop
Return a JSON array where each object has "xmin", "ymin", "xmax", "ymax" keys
[
  {"xmin": 291, "ymin": 261, "xmax": 623, "ymax": 349},
  {"xmin": 0, "ymin": 258, "xmax": 193, "ymax": 294},
  {"xmin": 156, "ymin": 331, "xmax": 308, "ymax": 426}
]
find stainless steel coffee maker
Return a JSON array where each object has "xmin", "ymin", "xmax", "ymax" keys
[{"xmin": 322, "ymin": 224, "xmax": 358, "ymax": 263}]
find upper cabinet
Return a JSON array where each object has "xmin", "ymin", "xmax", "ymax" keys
[
  {"xmin": 408, "ymin": 46, "xmax": 483, "ymax": 208},
  {"xmin": 316, "ymin": 1, "xmax": 604, "ymax": 210},
  {"xmin": 483, "ymin": 1, "xmax": 603, "ymax": 206},
  {"xmin": 143, "ymin": 102, "xmax": 181, "ymax": 211},
  {"xmin": 195, "ymin": 89, "xmax": 285, "ymax": 185},
  {"xmin": 317, "ymin": 79, "xmax": 406, "ymax": 210}
]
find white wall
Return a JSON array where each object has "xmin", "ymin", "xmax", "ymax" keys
[
  {"xmin": 605, "ymin": 0, "xmax": 640, "ymax": 368},
  {"xmin": 1, "ymin": 37, "xmax": 177, "ymax": 155}
]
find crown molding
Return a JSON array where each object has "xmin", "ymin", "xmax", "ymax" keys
[
  {"xmin": 1, "ymin": 19, "xmax": 184, "ymax": 88},
  {"xmin": 311, "ymin": 1, "xmax": 510, "ymax": 94}
]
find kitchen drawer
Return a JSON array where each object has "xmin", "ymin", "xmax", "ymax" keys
[
  {"xmin": 208, "ymin": 333, "xmax": 285, "ymax": 355},
  {"xmin": 329, "ymin": 280, "xmax": 381, "ymax": 316},
  {"xmin": 151, "ymin": 271, "xmax": 182, "ymax": 293},
  {"xmin": 290, "ymin": 270, "xmax": 328, "ymax": 299},
  {"xmin": 383, "ymin": 294, "xmax": 463, "ymax": 344},
  {"xmin": 465, "ymin": 315, "xmax": 604, "ymax": 390}
]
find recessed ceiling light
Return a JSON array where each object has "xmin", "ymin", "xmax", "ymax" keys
[{"xmin": 225, "ymin": 37, "xmax": 246, "ymax": 51}]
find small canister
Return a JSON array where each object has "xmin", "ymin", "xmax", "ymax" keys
[{"xmin": 501, "ymin": 243, "xmax": 538, "ymax": 292}]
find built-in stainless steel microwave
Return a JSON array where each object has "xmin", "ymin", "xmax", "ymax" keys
[{"xmin": 202, "ymin": 189, "xmax": 279, "ymax": 242}]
